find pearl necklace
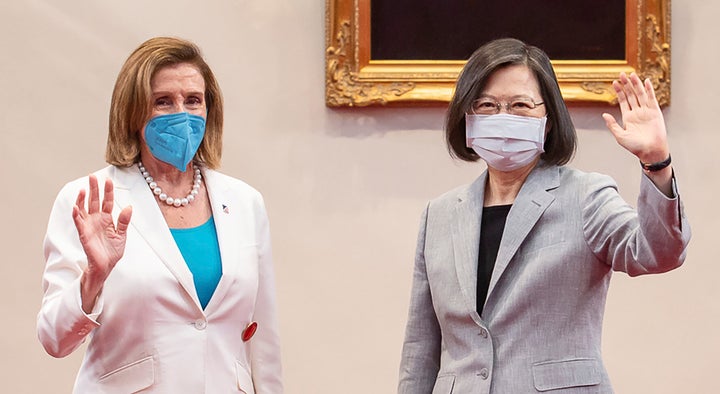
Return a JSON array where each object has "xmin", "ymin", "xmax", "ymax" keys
[{"xmin": 138, "ymin": 161, "xmax": 202, "ymax": 207}]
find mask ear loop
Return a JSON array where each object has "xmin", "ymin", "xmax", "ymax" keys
[{"xmin": 541, "ymin": 114, "xmax": 551, "ymax": 143}]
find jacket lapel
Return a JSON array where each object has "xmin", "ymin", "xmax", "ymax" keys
[
  {"xmin": 111, "ymin": 165, "xmax": 202, "ymax": 311},
  {"xmin": 201, "ymin": 169, "xmax": 239, "ymax": 314},
  {"xmin": 452, "ymin": 173, "xmax": 486, "ymax": 320},
  {"xmin": 485, "ymin": 165, "xmax": 559, "ymax": 300}
]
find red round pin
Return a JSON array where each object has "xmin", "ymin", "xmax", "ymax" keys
[{"xmin": 242, "ymin": 322, "xmax": 257, "ymax": 342}]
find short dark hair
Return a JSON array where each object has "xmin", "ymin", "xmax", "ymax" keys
[
  {"xmin": 445, "ymin": 38, "xmax": 576, "ymax": 165},
  {"xmin": 106, "ymin": 37, "xmax": 224, "ymax": 168}
]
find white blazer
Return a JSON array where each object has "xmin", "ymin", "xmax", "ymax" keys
[{"xmin": 38, "ymin": 165, "xmax": 282, "ymax": 394}]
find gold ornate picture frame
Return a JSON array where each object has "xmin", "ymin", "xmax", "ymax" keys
[{"xmin": 325, "ymin": 0, "xmax": 670, "ymax": 107}]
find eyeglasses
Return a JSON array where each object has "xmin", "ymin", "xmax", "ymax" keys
[{"xmin": 470, "ymin": 97, "xmax": 545, "ymax": 116}]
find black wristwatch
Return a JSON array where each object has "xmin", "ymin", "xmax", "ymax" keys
[{"xmin": 640, "ymin": 154, "xmax": 672, "ymax": 172}]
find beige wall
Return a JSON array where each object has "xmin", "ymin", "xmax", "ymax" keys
[{"xmin": 1, "ymin": 1, "xmax": 717, "ymax": 392}]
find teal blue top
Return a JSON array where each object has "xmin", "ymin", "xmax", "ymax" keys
[{"xmin": 170, "ymin": 216, "xmax": 222, "ymax": 309}]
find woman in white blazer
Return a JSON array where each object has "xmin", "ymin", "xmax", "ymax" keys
[
  {"xmin": 398, "ymin": 38, "xmax": 690, "ymax": 393},
  {"xmin": 38, "ymin": 37, "xmax": 282, "ymax": 393}
]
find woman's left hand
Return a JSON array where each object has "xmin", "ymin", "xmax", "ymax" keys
[
  {"xmin": 602, "ymin": 72, "xmax": 673, "ymax": 196},
  {"xmin": 602, "ymin": 72, "xmax": 670, "ymax": 164}
]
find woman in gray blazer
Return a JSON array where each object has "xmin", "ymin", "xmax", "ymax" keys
[{"xmin": 398, "ymin": 38, "xmax": 690, "ymax": 393}]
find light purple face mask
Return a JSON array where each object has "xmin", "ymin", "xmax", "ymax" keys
[{"xmin": 465, "ymin": 113, "xmax": 547, "ymax": 172}]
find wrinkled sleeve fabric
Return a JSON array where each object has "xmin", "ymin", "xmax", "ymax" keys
[
  {"xmin": 37, "ymin": 178, "xmax": 103, "ymax": 358},
  {"xmin": 582, "ymin": 171, "xmax": 690, "ymax": 276},
  {"xmin": 249, "ymin": 194, "xmax": 284, "ymax": 394},
  {"xmin": 398, "ymin": 205, "xmax": 442, "ymax": 394}
]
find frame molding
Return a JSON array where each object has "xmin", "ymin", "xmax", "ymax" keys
[{"xmin": 325, "ymin": 0, "xmax": 670, "ymax": 107}]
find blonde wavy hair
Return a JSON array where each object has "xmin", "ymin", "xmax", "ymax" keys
[{"xmin": 106, "ymin": 37, "xmax": 224, "ymax": 169}]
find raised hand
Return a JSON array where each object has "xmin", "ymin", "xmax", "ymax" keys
[
  {"xmin": 601, "ymin": 72, "xmax": 670, "ymax": 165},
  {"xmin": 72, "ymin": 175, "xmax": 132, "ymax": 313},
  {"xmin": 602, "ymin": 72, "xmax": 673, "ymax": 195}
]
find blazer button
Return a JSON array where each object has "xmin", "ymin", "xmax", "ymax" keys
[
  {"xmin": 194, "ymin": 319, "xmax": 207, "ymax": 330},
  {"xmin": 479, "ymin": 368, "xmax": 489, "ymax": 380},
  {"xmin": 479, "ymin": 328, "xmax": 488, "ymax": 338}
]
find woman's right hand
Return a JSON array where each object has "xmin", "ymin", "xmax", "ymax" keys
[{"xmin": 72, "ymin": 175, "xmax": 133, "ymax": 313}]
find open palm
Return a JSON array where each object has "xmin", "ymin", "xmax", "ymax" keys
[
  {"xmin": 73, "ymin": 175, "xmax": 132, "ymax": 283},
  {"xmin": 602, "ymin": 72, "xmax": 670, "ymax": 164}
]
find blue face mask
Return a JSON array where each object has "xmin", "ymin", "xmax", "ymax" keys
[{"xmin": 144, "ymin": 112, "xmax": 206, "ymax": 172}]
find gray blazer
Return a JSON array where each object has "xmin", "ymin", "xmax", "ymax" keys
[{"xmin": 398, "ymin": 164, "xmax": 690, "ymax": 394}]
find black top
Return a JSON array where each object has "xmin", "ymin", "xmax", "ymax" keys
[{"xmin": 477, "ymin": 204, "xmax": 512, "ymax": 316}]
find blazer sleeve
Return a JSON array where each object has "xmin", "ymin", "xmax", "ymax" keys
[
  {"xmin": 398, "ymin": 205, "xmax": 442, "ymax": 394},
  {"xmin": 582, "ymin": 171, "xmax": 691, "ymax": 276},
  {"xmin": 37, "ymin": 179, "xmax": 103, "ymax": 358},
  {"xmin": 248, "ymin": 194, "xmax": 284, "ymax": 393}
]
